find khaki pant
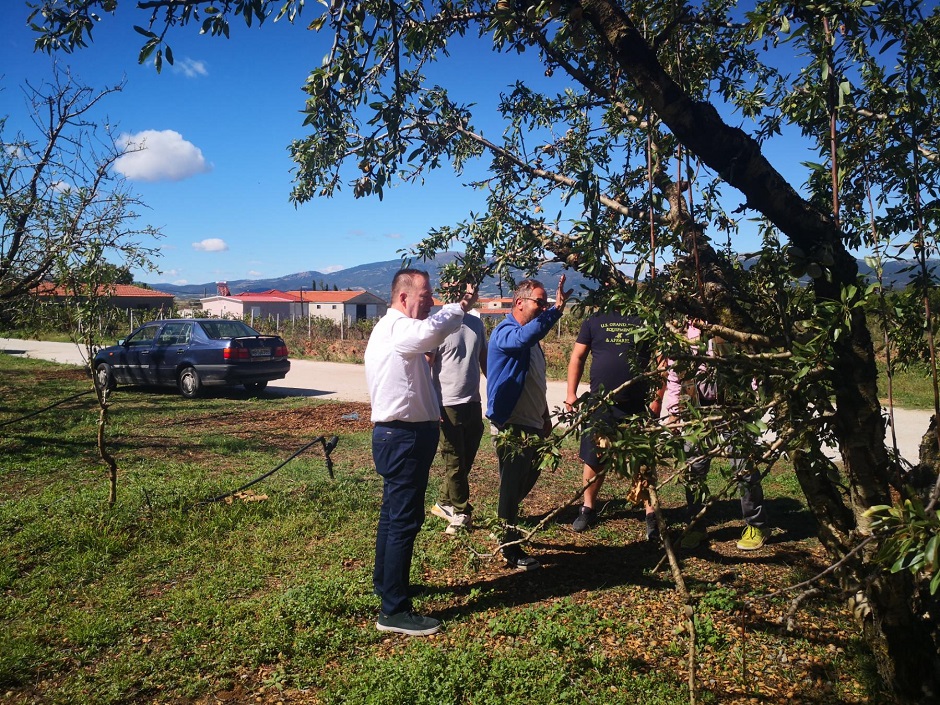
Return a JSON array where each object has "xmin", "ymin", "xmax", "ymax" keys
[{"xmin": 436, "ymin": 402, "xmax": 484, "ymax": 515}]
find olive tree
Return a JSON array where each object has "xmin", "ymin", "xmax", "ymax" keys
[{"xmin": 24, "ymin": 0, "xmax": 940, "ymax": 698}]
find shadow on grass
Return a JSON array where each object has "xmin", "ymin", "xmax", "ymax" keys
[
  {"xmin": 428, "ymin": 496, "xmax": 819, "ymax": 621},
  {"xmin": 433, "ymin": 540, "xmax": 675, "ymax": 621}
]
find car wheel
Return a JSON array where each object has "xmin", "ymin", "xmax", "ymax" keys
[
  {"xmin": 94, "ymin": 363, "xmax": 115, "ymax": 392},
  {"xmin": 244, "ymin": 381, "xmax": 268, "ymax": 394},
  {"xmin": 178, "ymin": 367, "xmax": 202, "ymax": 398}
]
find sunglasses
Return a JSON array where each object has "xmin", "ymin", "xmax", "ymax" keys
[{"xmin": 521, "ymin": 297, "xmax": 549, "ymax": 308}]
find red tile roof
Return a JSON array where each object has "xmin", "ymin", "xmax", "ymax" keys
[
  {"xmin": 33, "ymin": 282, "xmax": 174, "ymax": 298},
  {"xmin": 230, "ymin": 289, "xmax": 302, "ymax": 302},
  {"xmin": 285, "ymin": 290, "xmax": 374, "ymax": 303}
]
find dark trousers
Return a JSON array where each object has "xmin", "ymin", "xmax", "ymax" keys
[
  {"xmin": 372, "ymin": 421, "xmax": 439, "ymax": 616},
  {"xmin": 684, "ymin": 443, "xmax": 767, "ymax": 528},
  {"xmin": 437, "ymin": 402, "xmax": 484, "ymax": 514},
  {"xmin": 495, "ymin": 423, "xmax": 543, "ymax": 533}
]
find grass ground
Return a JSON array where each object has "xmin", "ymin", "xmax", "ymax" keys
[
  {"xmin": 0, "ymin": 354, "xmax": 897, "ymax": 704},
  {"xmin": 876, "ymin": 361, "xmax": 938, "ymax": 410}
]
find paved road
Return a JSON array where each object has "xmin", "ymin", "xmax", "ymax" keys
[{"xmin": 2, "ymin": 337, "xmax": 932, "ymax": 464}]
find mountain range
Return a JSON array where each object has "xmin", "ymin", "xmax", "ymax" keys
[
  {"xmin": 148, "ymin": 252, "xmax": 596, "ymax": 301},
  {"xmin": 146, "ymin": 253, "xmax": 939, "ymax": 302}
]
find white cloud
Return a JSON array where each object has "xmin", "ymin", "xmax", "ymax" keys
[
  {"xmin": 172, "ymin": 279, "xmax": 189, "ymax": 286},
  {"xmin": 192, "ymin": 238, "xmax": 229, "ymax": 252},
  {"xmin": 322, "ymin": 265, "xmax": 345, "ymax": 273},
  {"xmin": 247, "ymin": 270, "xmax": 263, "ymax": 277},
  {"xmin": 170, "ymin": 57, "xmax": 208, "ymax": 78},
  {"xmin": 113, "ymin": 130, "xmax": 211, "ymax": 182},
  {"xmin": 384, "ymin": 232, "xmax": 403, "ymax": 240},
  {"xmin": 50, "ymin": 180, "xmax": 72, "ymax": 194}
]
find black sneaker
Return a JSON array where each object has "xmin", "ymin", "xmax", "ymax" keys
[
  {"xmin": 572, "ymin": 505, "xmax": 597, "ymax": 532},
  {"xmin": 376, "ymin": 611, "xmax": 441, "ymax": 636},
  {"xmin": 503, "ymin": 548, "xmax": 541, "ymax": 571}
]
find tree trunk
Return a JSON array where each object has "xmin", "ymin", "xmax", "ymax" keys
[
  {"xmin": 582, "ymin": 1, "xmax": 940, "ymax": 697},
  {"xmin": 97, "ymin": 402, "xmax": 117, "ymax": 507}
]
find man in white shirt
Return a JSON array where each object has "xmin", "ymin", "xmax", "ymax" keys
[{"xmin": 365, "ymin": 268, "xmax": 477, "ymax": 636}]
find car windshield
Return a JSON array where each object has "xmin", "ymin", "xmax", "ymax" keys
[{"xmin": 199, "ymin": 320, "xmax": 261, "ymax": 340}]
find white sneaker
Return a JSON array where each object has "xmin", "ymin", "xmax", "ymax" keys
[
  {"xmin": 445, "ymin": 513, "xmax": 471, "ymax": 535},
  {"xmin": 431, "ymin": 503, "xmax": 455, "ymax": 521}
]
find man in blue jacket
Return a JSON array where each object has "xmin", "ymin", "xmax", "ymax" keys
[{"xmin": 487, "ymin": 276, "xmax": 572, "ymax": 570}]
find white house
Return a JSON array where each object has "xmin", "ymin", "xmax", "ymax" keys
[
  {"xmin": 286, "ymin": 290, "xmax": 387, "ymax": 323},
  {"xmin": 200, "ymin": 287, "xmax": 388, "ymax": 325},
  {"xmin": 200, "ymin": 289, "xmax": 304, "ymax": 320}
]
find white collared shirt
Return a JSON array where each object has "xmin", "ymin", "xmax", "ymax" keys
[{"xmin": 365, "ymin": 304, "xmax": 465, "ymax": 423}]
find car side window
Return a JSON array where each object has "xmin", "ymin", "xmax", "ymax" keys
[
  {"xmin": 158, "ymin": 322, "xmax": 193, "ymax": 346},
  {"xmin": 126, "ymin": 324, "xmax": 161, "ymax": 347}
]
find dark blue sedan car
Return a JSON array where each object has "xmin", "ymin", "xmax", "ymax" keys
[{"xmin": 93, "ymin": 318, "xmax": 290, "ymax": 398}]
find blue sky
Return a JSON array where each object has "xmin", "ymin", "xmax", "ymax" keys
[
  {"xmin": 2, "ymin": 7, "xmax": 522, "ymax": 287},
  {"xmin": 2, "ymin": 4, "xmax": 821, "ymax": 288}
]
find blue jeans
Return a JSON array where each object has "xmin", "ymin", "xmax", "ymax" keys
[
  {"xmin": 372, "ymin": 421, "xmax": 439, "ymax": 616},
  {"xmin": 684, "ymin": 443, "xmax": 766, "ymax": 528}
]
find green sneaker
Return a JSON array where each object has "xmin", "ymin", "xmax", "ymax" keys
[
  {"xmin": 736, "ymin": 525, "xmax": 767, "ymax": 550},
  {"xmin": 680, "ymin": 529, "xmax": 707, "ymax": 549}
]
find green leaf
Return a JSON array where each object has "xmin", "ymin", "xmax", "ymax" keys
[
  {"xmin": 133, "ymin": 25, "xmax": 156, "ymax": 38},
  {"xmin": 926, "ymin": 534, "xmax": 939, "ymax": 570},
  {"xmin": 138, "ymin": 39, "xmax": 157, "ymax": 65}
]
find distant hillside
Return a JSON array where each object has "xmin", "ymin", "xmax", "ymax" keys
[
  {"xmin": 148, "ymin": 252, "xmax": 598, "ymax": 302},
  {"xmin": 147, "ymin": 254, "xmax": 940, "ymax": 301},
  {"xmin": 855, "ymin": 258, "xmax": 940, "ymax": 284}
]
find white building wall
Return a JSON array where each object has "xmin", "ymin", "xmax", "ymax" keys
[
  {"xmin": 310, "ymin": 303, "xmax": 345, "ymax": 324},
  {"xmin": 201, "ymin": 298, "xmax": 244, "ymax": 318}
]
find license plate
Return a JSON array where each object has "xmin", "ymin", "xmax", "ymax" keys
[{"xmin": 249, "ymin": 348, "xmax": 271, "ymax": 357}]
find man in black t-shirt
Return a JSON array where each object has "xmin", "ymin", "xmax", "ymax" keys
[{"xmin": 564, "ymin": 312, "xmax": 653, "ymax": 535}]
